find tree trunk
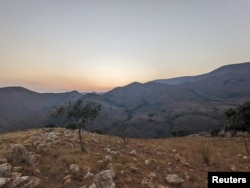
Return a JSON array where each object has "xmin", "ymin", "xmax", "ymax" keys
[{"xmin": 78, "ymin": 126, "xmax": 85, "ymax": 152}]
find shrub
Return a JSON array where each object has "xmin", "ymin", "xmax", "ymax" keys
[
  {"xmin": 172, "ymin": 129, "xmax": 186, "ymax": 137},
  {"xmin": 65, "ymin": 123, "xmax": 78, "ymax": 129},
  {"xmin": 45, "ymin": 124, "xmax": 56, "ymax": 128},
  {"xmin": 210, "ymin": 128, "xmax": 220, "ymax": 136}
]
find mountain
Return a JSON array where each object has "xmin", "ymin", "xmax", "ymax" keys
[
  {"xmin": 1, "ymin": 62, "xmax": 250, "ymax": 137},
  {"xmin": 81, "ymin": 62, "xmax": 250, "ymax": 138},
  {"xmin": 0, "ymin": 87, "xmax": 82, "ymax": 132},
  {"xmin": 154, "ymin": 62, "xmax": 250, "ymax": 85}
]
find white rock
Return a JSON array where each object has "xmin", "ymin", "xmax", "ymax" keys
[
  {"xmin": 0, "ymin": 177, "xmax": 11, "ymax": 187},
  {"xmin": 243, "ymin": 156, "xmax": 248, "ymax": 160},
  {"xmin": 84, "ymin": 171, "xmax": 94, "ymax": 179},
  {"xmin": 166, "ymin": 174, "xmax": 184, "ymax": 185},
  {"xmin": 70, "ymin": 163, "xmax": 80, "ymax": 173},
  {"xmin": 130, "ymin": 150, "xmax": 137, "ymax": 155}
]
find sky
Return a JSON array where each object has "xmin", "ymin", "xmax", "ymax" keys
[{"xmin": 0, "ymin": 0, "xmax": 250, "ymax": 93}]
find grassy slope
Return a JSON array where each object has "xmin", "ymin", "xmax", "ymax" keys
[{"xmin": 0, "ymin": 128, "xmax": 249, "ymax": 188}]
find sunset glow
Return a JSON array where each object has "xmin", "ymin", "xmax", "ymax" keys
[{"xmin": 1, "ymin": 0, "xmax": 250, "ymax": 92}]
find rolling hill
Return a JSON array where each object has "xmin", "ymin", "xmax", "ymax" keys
[
  {"xmin": 0, "ymin": 87, "xmax": 82, "ymax": 132},
  {"xmin": 0, "ymin": 62, "xmax": 250, "ymax": 137},
  {"xmin": 83, "ymin": 62, "xmax": 250, "ymax": 138}
]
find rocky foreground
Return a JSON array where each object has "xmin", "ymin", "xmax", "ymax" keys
[{"xmin": 0, "ymin": 128, "xmax": 249, "ymax": 188}]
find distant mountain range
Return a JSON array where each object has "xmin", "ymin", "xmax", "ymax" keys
[{"xmin": 1, "ymin": 62, "xmax": 250, "ymax": 137}]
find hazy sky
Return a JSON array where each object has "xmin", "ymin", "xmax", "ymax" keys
[{"xmin": 1, "ymin": 0, "xmax": 250, "ymax": 92}]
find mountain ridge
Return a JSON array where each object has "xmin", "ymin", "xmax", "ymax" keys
[
  {"xmin": 154, "ymin": 62, "xmax": 250, "ymax": 85},
  {"xmin": 0, "ymin": 87, "xmax": 82, "ymax": 132},
  {"xmin": 1, "ymin": 62, "xmax": 250, "ymax": 137}
]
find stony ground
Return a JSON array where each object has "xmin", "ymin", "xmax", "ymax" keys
[{"xmin": 0, "ymin": 128, "xmax": 249, "ymax": 188}]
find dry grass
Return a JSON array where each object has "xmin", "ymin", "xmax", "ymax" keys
[{"xmin": 0, "ymin": 128, "xmax": 249, "ymax": 188}]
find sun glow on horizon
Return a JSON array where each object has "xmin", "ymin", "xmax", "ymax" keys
[{"xmin": 1, "ymin": 1, "xmax": 250, "ymax": 93}]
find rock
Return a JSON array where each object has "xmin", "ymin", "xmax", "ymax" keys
[
  {"xmin": 7, "ymin": 144, "xmax": 41, "ymax": 168},
  {"xmin": 148, "ymin": 172, "xmax": 157, "ymax": 179},
  {"xmin": 230, "ymin": 165, "xmax": 236, "ymax": 171},
  {"xmin": 105, "ymin": 155, "xmax": 112, "ymax": 163},
  {"xmin": 89, "ymin": 184, "xmax": 96, "ymax": 188},
  {"xmin": 9, "ymin": 176, "xmax": 41, "ymax": 188},
  {"xmin": 84, "ymin": 171, "xmax": 94, "ymax": 179},
  {"xmin": 110, "ymin": 151, "xmax": 118, "ymax": 155},
  {"xmin": 7, "ymin": 144, "xmax": 27, "ymax": 164},
  {"xmin": 166, "ymin": 174, "xmax": 184, "ymax": 186},
  {"xmin": 12, "ymin": 166, "xmax": 23, "ymax": 172},
  {"xmin": 25, "ymin": 153, "xmax": 41, "ymax": 167},
  {"xmin": 64, "ymin": 178, "xmax": 71, "ymax": 185},
  {"xmin": 130, "ymin": 150, "xmax": 137, "ymax": 155},
  {"xmin": 145, "ymin": 159, "xmax": 156, "ymax": 166},
  {"xmin": 218, "ymin": 129, "xmax": 225, "ymax": 137},
  {"xmin": 92, "ymin": 170, "xmax": 116, "ymax": 188},
  {"xmin": 0, "ymin": 163, "xmax": 12, "ymax": 177},
  {"xmin": 70, "ymin": 163, "xmax": 80, "ymax": 173},
  {"xmin": 120, "ymin": 170, "xmax": 125, "ymax": 175},
  {"xmin": 157, "ymin": 185, "xmax": 169, "ymax": 188},
  {"xmin": 243, "ymin": 156, "xmax": 248, "ymax": 160},
  {"xmin": 103, "ymin": 148, "xmax": 111, "ymax": 153},
  {"xmin": 11, "ymin": 172, "xmax": 22, "ymax": 179},
  {"xmin": 225, "ymin": 131, "xmax": 234, "ymax": 137},
  {"xmin": 0, "ymin": 177, "xmax": 11, "ymax": 187},
  {"xmin": 236, "ymin": 131, "xmax": 249, "ymax": 136},
  {"xmin": 63, "ymin": 174, "xmax": 71, "ymax": 180},
  {"xmin": 141, "ymin": 177, "xmax": 154, "ymax": 188},
  {"xmin": 45, "ymin": 132, "xmax": 58, "ymax": 141}
]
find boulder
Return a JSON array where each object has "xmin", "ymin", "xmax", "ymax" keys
[
  {"xmin": 0, "ymin": 177, "xmax": 11, "ymax": 187},
  {"xmin": 8, "ymin": 176, "xmax": 41, "ymax": 188},
  {"xmin": 91, "ymin": 170, "xmax": 115, "ymax": 188},
  {"xmin": 7, "ymin": 144, "xmax": 27, "ymax": 164}
]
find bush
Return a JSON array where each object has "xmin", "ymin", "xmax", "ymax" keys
[
  {"xmin": 224, "ymin": 101, "xmax": 250, "ymax": 132},
  {"xmin": 90, "ymin": 129, "xmax": 105, "ymax": 135},
  {"xmin": 210, "ymin": 128, "xmax": 220, "ymax": 136},
  {"xmin": 172, "ymin": 129, "xmax": 186, "ymax": 137},
  {"xmin": 45, "ymin": 124, "xmax": 56, "ymax": 128},
  {"xmin": 65, "ymin": 123, "xmax": 78, "ymax": 129}
]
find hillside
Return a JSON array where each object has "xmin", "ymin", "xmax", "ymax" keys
[
  {"xmin": 82, "ymin": 62, "xmax": 250, "ymax": 138},
  {"xmin": 0, "ymin": 87, "xmax": 82, "ymax": 132},
  {"xmin": 154, "ymin": 62, "xmax": 250, "ymax": 86},
  {"xmin": 0, "ymin": 62, "xmax": 250, "ymax": 137},
  {"xmin": 0, "ymin": 128, "xmax": 249, "ymax": 187}
]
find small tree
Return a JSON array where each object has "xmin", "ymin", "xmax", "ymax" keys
[
  {"xmin": 54, "ymin": 99, "xmax": 101, "ymax": 152},
  {"xmin": 118, "ymin": 123, "xmax": 129, "ymax": 146}
]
